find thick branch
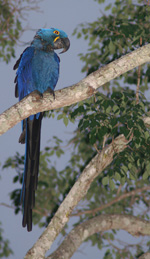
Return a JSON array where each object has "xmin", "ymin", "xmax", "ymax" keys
[
  {"xmin": 25, "ymin": 134, "xmax": 132, "ymax": 259},
  {"xmin": 139, "ymin": 253, "xmax": 150, "ymax": 259},
  {"xmin": 48, "ymin": 214, "xmax": 150, "ymax": 259},
  {"xmin": 1, "ymin": 43, "xmax": 150, "ymax": 135}
]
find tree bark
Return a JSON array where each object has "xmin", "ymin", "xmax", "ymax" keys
[
  {"xmin": 48, "ymin": 214, "xmax": 150, "ymax": 259},
  {"xmin": 139, "ymin": 253, "xmax": 150, "ymax": 259},
  {"xmin": 1, "ymin": 43, "xmax": 150, "ymax": 135}
]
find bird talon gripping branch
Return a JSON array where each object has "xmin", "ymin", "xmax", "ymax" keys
[{"xmin": 44, "ymin": 87, "xmax": 55, "ymax": 100}]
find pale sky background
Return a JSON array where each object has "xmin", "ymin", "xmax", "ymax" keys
[
  {"xmin": 0, "ymin": 0, "xmax": 141, "ymax": 258},
  {"xmin": 0, "ymin": 1, "xmax": 105, "ymax": 258}
]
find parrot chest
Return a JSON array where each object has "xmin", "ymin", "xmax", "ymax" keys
[{"xmin": 32, "ymin": 50, "xmax": 59, "ymax": 93}]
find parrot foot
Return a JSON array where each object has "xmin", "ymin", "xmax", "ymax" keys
[
  {"xmin": 31, "ymin": 90, "xmax": 43, "ymax": 100},
  {"xmin": 44, "ymin": 88, "xmax": 55, "ymax": 100}
]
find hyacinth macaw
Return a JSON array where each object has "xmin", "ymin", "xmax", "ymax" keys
[{"xmin": 13, "ymin": 28, "xmax": 70, "ymax": 231}]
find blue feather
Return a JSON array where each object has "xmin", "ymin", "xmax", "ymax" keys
[{"xmin": 14, "ymin": 28, "xmax": 70, "ymax": 231}]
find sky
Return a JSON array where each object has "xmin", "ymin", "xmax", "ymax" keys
[
  {"xmin": 0, "ymin": 0, "xmax": 108, "ymax": 258},
  {"xmin": 0, "ymin": 0, "xmax": 146, "ymax": 258}
]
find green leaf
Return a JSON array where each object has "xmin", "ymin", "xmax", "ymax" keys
[
  {"xmin": 143, "ymin": 171, "xmax": 149, "ymax": 180},
  {"xmin": 63, "ymin": 116, "xmax": 68, "ymax": 127},
  {"xmin": 145, "ymin": 131, "xmax": 150, "ymax": 140},
  {"xmin": 121, "ymin": 165, "xmax": 128, "ymax": 174},
  {"xmin": 109, "ymin": 179, "xmax": 115, "ymax": 190},
  {"xmin": 52, "ymin": 113, "xmax": 55, "ymax": 118},
  {"xmin": 120, "ymin": 177, "xmax": 126, "ymax": 185},
  {"xmin": 128, "ymin": 163, "xmax": 132, "ymax": 169},
  {"xmin": 146, "ymin": 162, "xmax": 150, "ymax": 172},
  {"xmin": 134, "ymin": 129, "xmax": 141, "ymax": 138},
  {"xmin": 102, "ymin": 176, "xmax": 109, "ymax": 186},
  {"xmin": 108, "ymin": 41, "xmax": 115, "ymax": 53},
  {"xmin": 129, "ymin": 172, "xmax": 136, "ymax": 180},
  {"xmin": 109, "ymin": 233, "xmax": 114, "ymax": 240},
  {"xmin": 98, "ymin": 126, "xmax": 109, "ymax": 139},
  {"xmin": 105, "ymin": 3, "xmax": 112, "ymax": 11},
  {"xmin": 147, "ymin": 241, "xmax": 150, "ymax": 246},
  {"xmin": 113, "ymin": 105, "xmax": 120, "ymax": 113},
  {"xmin": 13, "ymin": 176, "xmax": 19, "ymax": 183},
  {"xmin": 57, "ymin": 114, "xmax": 63, "ymax": 120},
  {"xmin": 105, "ymin": 106, "xmax": 111, "ymax": 114},
  {"xmin": 114, "ymin": 172, "xmax": 121, "ymax": 181}
]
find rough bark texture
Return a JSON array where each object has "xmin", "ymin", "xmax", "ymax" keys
[
  {"xmin": 25, "ymin": 134, "xmax": 132, "ymax": 259},
  {"xmin": 1, "ymin": 43, "xmax": 150, "ymax": 135},
  {"xmin": 48, "ymin": 215, "xmax": 150, "ymax": 259},
  {"xmin": 139, "ymin": 253, "xmax": 150, "ymax": 259}
]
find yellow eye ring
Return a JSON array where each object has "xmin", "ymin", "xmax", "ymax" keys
[{"xmin": 53, "ymin": 30, "xmax": 60, "ymax": 35}]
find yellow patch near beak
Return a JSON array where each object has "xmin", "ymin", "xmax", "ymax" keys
[{"xmin": 54, "ymin": 36, "xmax": 60, "ymax": 43}]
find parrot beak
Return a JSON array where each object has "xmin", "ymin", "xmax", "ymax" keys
[{"xmin": 53, "ymin": 37, "xmax": 70, "ymax": 53}]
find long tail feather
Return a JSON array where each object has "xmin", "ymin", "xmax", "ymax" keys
[{"xmin": 20, "ymin": 113, "xmax": 43, "ymax": 231}]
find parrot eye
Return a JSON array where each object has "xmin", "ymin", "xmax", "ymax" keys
[{"xmin": 53, "ymin": 30, "xmax": 60, "ymax": 35}]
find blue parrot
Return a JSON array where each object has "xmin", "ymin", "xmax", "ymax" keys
[{"xmin": 13, "ymin": 28, "xmax": 70, "ymax": 231}]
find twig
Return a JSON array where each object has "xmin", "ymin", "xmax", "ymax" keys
[
  {"xmin": 72, "ymin": 185, "xmax": 150, "ymax": 217},
  {"xmin": 136, "ymin": 37, "xmax": 142, "ymax": 104}
]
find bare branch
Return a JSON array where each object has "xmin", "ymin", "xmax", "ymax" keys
[
  {"xmin": 48, "ymin": 214, "xmax": 150, "ymax": 259},
  {"xmin": 136, "ymin": 37, "xmax": 142, "ymax": 104},
  {"xmin": 72, "ymin": 185, "xmax": 150, "ymax": 217},
  {"xmin": 0, "ymin": 202, "xmax": 14, "ymax": 210},
  {"xmin": 1, "ymin": 43, "xmax": 150, "ymax": 135},
  {"xmin": 136, "ymin": 64, "xmax": 141, "ymax": 104},
  {"xmin": 24, "ymin": 134, "xmax": 132, "ymax": 259}
]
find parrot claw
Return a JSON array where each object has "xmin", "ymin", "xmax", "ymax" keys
[
  {"xmin": 32, "ymin": 90, "xmax": 43, "ymax": 99},
  {"xmin": 44, "ymin": 88, "xmax": 55, "ymax": 100}
]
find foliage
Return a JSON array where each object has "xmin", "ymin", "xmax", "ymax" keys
[
  {"xmin": 3, "ymin": 89, "xmax": 150, "ymax": 256},
  {"xmin": 73, "ymin": 0, "xmax": 150, "ymax": 92},
  {"xmin": 0, "ymin": 0, "xmax": 40, "ymax": 63},
  {"xmin": 2, "ymin": 0, "xmax": 150, "ymax": 258},
  {"xmin": 0, "ymin": 222, "xmax": 13, "ymax": 258}
]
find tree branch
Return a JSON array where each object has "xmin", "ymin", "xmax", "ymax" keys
[
  {"xmin": 139, "ymin": 252, "xmax": 150, "ymax": 259},
  {"xmin": 24, "ymin": 134, "xmax": 132, "ymax": 259},
  {"xmin": 72, "ymin": 185, "xmax": 150, "ymax": 217},
  {"xmin": 1, "ymin": 43, "xmax": 150, "ymax": 135},
  {"xmin": 48, "ymin": 214, "xmax": 150, "ymax": 259}
]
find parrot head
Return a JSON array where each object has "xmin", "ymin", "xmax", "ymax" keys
[{"xmin": 34, "ymin": 28, "xmax": 70, "ymax": 53}]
